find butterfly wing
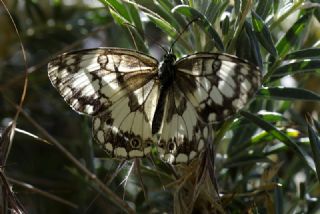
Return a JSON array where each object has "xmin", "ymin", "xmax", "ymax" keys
[
  {"xmin": 156, "ymin": 84, "xmax": 205, "ymax": 164},
  {"xmin": 48, "ymin": 48, "xmax": 160, "ymax": 159},
  {"xmin": 175, "ymin": 53, "xmax": 261, "ymax": 123},
  {"xmin": 158, "ymin": 53, "xmax": 261, "ymax": 164}
]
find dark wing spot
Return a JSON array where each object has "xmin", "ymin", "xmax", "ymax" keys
[
  {"xmin": 212, "ymin": 59, "xmax": 222, "ymax": 72},
  {"xmin": 130, "ymin": 137, "xmax": 141, "ymax": 149},
  {"xmin": 167, "ymin": 140, "xmax": 176, "ymax": 151}
]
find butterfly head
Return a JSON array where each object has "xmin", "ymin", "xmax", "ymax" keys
[{"xmin": 163, "ymin": 53, "xmax": 176, "ymax": 64}]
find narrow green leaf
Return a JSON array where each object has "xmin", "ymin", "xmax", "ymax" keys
[
  {"xmin": 126, "ymin": 3, "xmax": 143, "ymax": 33},
  {"xmin": 224, "ymin": 154, "xmax": 271, "ymax": 168},
  {"xmin": 273, "ymin": 0, "xmax": 279, "ymax": 14},
  {"xmin": 258, "ymin": 87, "xmax": 320, "ymax": 101},
  {"xmin": 146, "ymin": 15, "xmax": 177, "ymax": 39},
  {"xmin": 252, "ymin": 11, "xmax": 278, "ymax": 57},
  {"xmin": 205, "ymin": 0, "xmax": 228, "ymax": 24},
  {"xmin": 274, "ymin": 177, "xmax": 284, "ymax": 214},
  {"xmin": 315, "ymin": 6, "xmax": 320, "ymax": 22},
  {"xmin": 220, "ymin": 15, "xmax": 229, "ymax": 35},
  {"xmin": 240, "ymin": 110, "xmax": 316, "ymax": 173},
  {"xmin": 230, "ymin": 128, "xmax": 300, "ymax": 157},
  {"xmin": 244, "ymin": 21, "xmax": 263, "ymax": 69},
  {"xmin": 256, "ymin": 0, "xmax": 273, "ymax": 19},
  {"xmin": 307, "ymin": 118, "xmax": 320, "ymax": 181},
  {"xmin": 172, "ymin": 5, "xmax": 224, "ymax": 51},
  {"xmin": 154, "ymin": 0, "xmax": 182, "ymax": 30},
  {"xmin": 109, "ymin": 8, "xmax": 129, "ymax": 25},
  {"xmin": 232, "ymin": 111, "xmax": 285, "ymax": 129},
  {"xmin": 271, "ymin": 59, "xmax": 320, "ymax": 78},
  {"xmin": 257, "ymin": 111, "xmax": 287, "ymax": 122},
  {"xmin": 228, "ymin": 122, "xmax": 258, "ymax": 155},
  {"xmin": 234, "ymin": 0, "xmax": 240, "ymax": 15},
  {"xmin": 276, "ymin": 12, "xmax": 311, "ymax": 57},
  {"xmin": 101, "ymin": 0, "xmax": 131, "ymax": 22},
  {"xmin": 284, "ymin": 48, "xmax": 320, "ymax": 60},
  {"xmin": 314, "ymin": 119, "xmax": 320, "ymax": 132}
]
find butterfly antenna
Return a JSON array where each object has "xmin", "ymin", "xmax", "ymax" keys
[{"xmin": 169, "ymin": 17, "xmax": 201, "ymax": 53}]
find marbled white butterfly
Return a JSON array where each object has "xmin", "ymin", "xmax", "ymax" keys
[{"xmin": 48, "ymin": 48, "xmax": 261, "ymax": 164}]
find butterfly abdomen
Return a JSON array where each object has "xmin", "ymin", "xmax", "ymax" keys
[{"xmin": 152, "ymin": 54, "xmax": 177, "ymax": 134}]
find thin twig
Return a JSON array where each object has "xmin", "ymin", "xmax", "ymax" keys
[
  {"xmin": 0, "ymin": 0, "xmax": 28, "ymax": 168},
  {"xmin": 8, "ymin": 178, "xmax": 78, "ymax": 209}
]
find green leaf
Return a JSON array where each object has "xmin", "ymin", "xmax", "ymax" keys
[
  {"xmin": 252, "ymin": 11, "xmax": 278, "ymax": 57},
  {"xmin": 205, "ymin": 0, "xmax": 228, "ymax": 24},
  {"xmin": 146, "ymin": 14, "xmax": 177, "ymax": 39},
  {"xmin": 284, "ymin": 48, "xmax": 320, "ymax": 60},
  {"xmin": 255, "ymin": 0, "xmax": 273, "ymax": 19},
  {"xmin": 307, "ymin": 117, "xmax": 320, "ymax": 181},
  {"xmin": 240, "ymin": 110, "xmax": 316, "ymax": 173},
  {"xmin": 271, "ymin": 59, "xmax": 320, "ymax": 78},
  {"xmin": 273, "ymin": 0, "xmax": 279, "ymax": 14},
  {"xmin": 126, "ymin": 3, "xmax": 143, "ymax": 33},
  {"xmin": 109, "ymin": 8, "xmax": 129, "ymax": 25},
  {"xmin": 244, "ymin": 21, "xmax": 263, "ymax": 68},
  {"xmin": 154, "ymin": 0, "xmax": 182, "ymax": 30},
  {"xmin": 101, "ymin": 0, "xmax": 131, "ymax": 22},
  {"xmin": 231, "ymin": 111, "xmax": 286, "ymax": 129},
  {"xmin": 276, "ymin": 12, "xmax": 311, "ymax": 57},
  {"xmin": 257, "ymin": 111, "xmax": 287, "ymax": 122},
  {"xmin": 228, "ymin": 121, "xmax": 258, "ymax": 155},
  {"xmin": 220, "ymin": 15, "xmax": 229, "ymax": 35},
  {"xmin": 224, "ymin": 154, "xmax": 271, "ymax": 168},
  {"xmin": 172, "ymin": 5, "xmax": 224, "ymax": 51},
  {"xmin": 315, "ymin": 6, "xmax": 320, "ymax": 22},
  {"xmin": 258, "ymin": 87, "xmax": 320, "ymax": 101}
]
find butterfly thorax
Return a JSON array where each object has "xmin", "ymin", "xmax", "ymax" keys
[{"xmin": 158, "ymin": 53, "xmax": 176, "ymax": 88}]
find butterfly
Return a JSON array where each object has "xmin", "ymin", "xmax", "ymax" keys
[{"xmin": 48, "ymin": 47, "xmax": 261, "ymax": 164}]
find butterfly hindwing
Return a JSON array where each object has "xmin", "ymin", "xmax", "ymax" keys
[
  {"xmin": 92, "ymin": 79, "xmax": 160, "ymax": 158},
  {"xmin": 156, "ymin": 85, "xmax": 206, "ymax": 164},
  {"xmin": 48, "ymin": 48, "xmax": 160, "ymax": 159}
]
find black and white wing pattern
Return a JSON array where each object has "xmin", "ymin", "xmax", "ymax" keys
[
  {"xmin": 48, "ymin": 48, "xmax": 160, "ymax": 158},
  {"xmin": 48, "ymin": 48, "xmax": 261, "ymax": 164},
  {"xmin": 156, "ymin": 53, "xmax": 261, "ymax": 163}
]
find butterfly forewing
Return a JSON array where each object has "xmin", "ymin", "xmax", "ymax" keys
[
  {"xmin": 175, "ymin": 53, "xmax": 261, "ymax": 123},
  {"xmin": 48, "ymin": 48, "xmax": 160, "ymax": 159},
  {"xmin": 48, "ymin": 48, "xmax": 158, "ymax": 115}
]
